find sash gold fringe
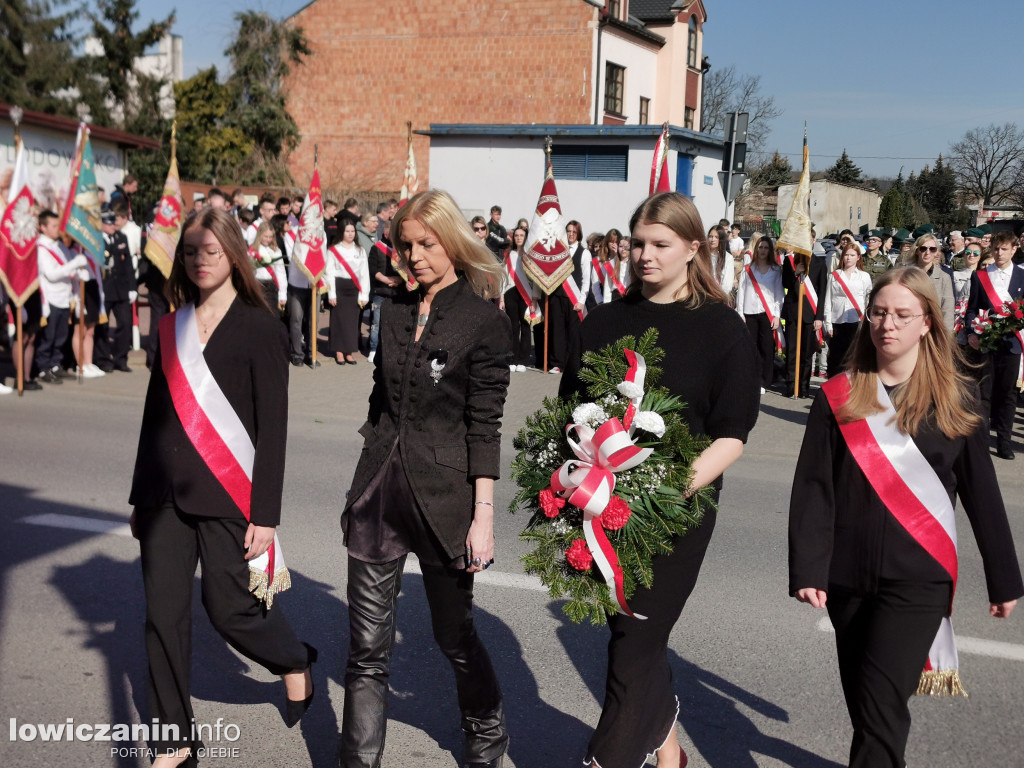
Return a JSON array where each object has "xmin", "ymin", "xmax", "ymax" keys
[
  {"xmin": 915, "ymin": 669, "xmax": 968, "ymax": 698},
  {"xmin": 249, "ymin": 566, "xmax": 292, "ymax": 609}
]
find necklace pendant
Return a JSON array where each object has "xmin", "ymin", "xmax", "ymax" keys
[{"xmin": 416, "ymin": 313, "xmax": 429, "ymax": 327}]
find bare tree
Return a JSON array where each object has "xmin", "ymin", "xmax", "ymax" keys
[
  {"xmin": 700, "ymin": 64, "xmax": 783, "ymax": 157},
  {"xmin": 948, "ymin": 122, "xmax": 1024, "ymax": 206}
]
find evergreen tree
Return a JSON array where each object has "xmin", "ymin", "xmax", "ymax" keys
[
  {"xmin": 173, "ymin": 67, "xmax": 253, "ymax": 184},
  {"xmin": 750, "ymin": 151, "xmax": 793, "ymax": 188},
  {"xmin": 902, "ymin": 171, "xmax": 917, "ymax": 228},
  {"xmin": 924, "ymin": 155, "xmax": 959, "ymax": 232},
  {"xmin": 824, "ymin": 149, "xmax": 863, "ymax": 185},
  {"xmin": 878, "ymin": 174, "xmax": 905, "ymax": 229},
  {"xmin": 224, "ymin": 11, "xmax": 310, "ymax": 185}
]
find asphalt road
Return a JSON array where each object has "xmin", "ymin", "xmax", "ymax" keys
[{"xmin": 1, "ymin": 339, "xmax": 1023, "ymax": 768}]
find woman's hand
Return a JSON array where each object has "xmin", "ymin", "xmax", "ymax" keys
[
  {"xmin": 991, "ymin": 600, "xmax": 1017, "ymax": 618},
  {"xmin": 770, "ymin": 317, "xmax": 780, "ymax": 331},
  {"xmin": 466, "ymin": 511, "xmax": 495, "ymax": 573},
  {"xmin": 795, "ymin": 588, "xmax": 827, "ymax": 608},
  {"xmin": 244, "ymin": 524, "xmax": 276, "ymax": 560},
  {"xmin": 329, "ymin": 298, "xmax": 337, "ymax": 307}
]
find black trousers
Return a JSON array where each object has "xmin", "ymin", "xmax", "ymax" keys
[
  {"xmin": 785, "ymin": 320, "xmax": 818, "ymax": 395},
  {"xmin": 340, "ymin": 555, "xmax": 507, "ymax": 768},
  {"xmin": 287, "ymin": 286, "xmax": 313, "ymax": 362},
  {"xmin": 744, "ymin": 313, "xmax": 775, "ymax": 388},
  {"xmin": 137, "ymin": 505, "xmax": 309, "ymax": 756},
  {"xmin": 827, "ymin": 322, "xmax": 859, "ymax": 379},
  {"xmin": 503, "ymin": 288, "xmax": 532, "ymax": 367},
  {"xmin": 587, "ymin": 508, "xmax": 717, "ymax": 768},
  {"xmin": 533, "ymin": 291, "xmax": 576, "ymax": 370},
  {"xmin": 827, "ymin": 580, "xmax": 950, "ymax": 768},
  {"xmin": 974, "ymin": 348, "xmax": 1021, "ymax": 450},
  {"xmin": 99, "ymin": 298, "xmax": 132, "ymax": 367}
]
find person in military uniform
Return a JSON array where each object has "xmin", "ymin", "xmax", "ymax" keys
[
  {"xmin": 96, "ymin": 209, "xmax": 138, "ymax": 372},
  {"xmin": 863, "ymin": 229, "xmax": 898, "ymax": 283}
]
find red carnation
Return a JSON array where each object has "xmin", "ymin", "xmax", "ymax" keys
[
  {"xmin": 1015, "ymin": 309, "xmax": 1023, "ymax": 320},
  {"xmin": 539, "ymin": 488, "xmax": 566, "ymax": 518},
  {"xmin": 566, "ymin": 539, "xmax": 593, "ymax": 571},
  {"xmin": 600, "ymin": 495, "xmax": 632, "ymax": 531}
]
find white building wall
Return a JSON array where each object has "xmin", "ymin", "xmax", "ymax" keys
[
  {"xmin": 598, "ymin": 31, "xmax": 659, "ymax": 124},
  {"xmin": 428, "ymin": 135, "xmax": 728, "ymax": 237},
  {"xmin": 777, "ymin": 180, "xmax": 881, "ymax": 236}
]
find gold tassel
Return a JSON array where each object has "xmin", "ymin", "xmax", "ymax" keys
[
  {"xmin": 99, "ymin": 312, "xmax": 108, "ymax": 324},
  {"xmin": 40, "ymin": 317, "xmax": 48, "ymax": 328},
  {"xmin": 249, "ymin": 566, "xmax": 293, "ymax": 609},
  {"xmin": 915, "ymin": 669, "xmax": 968, "ymax": 698}
]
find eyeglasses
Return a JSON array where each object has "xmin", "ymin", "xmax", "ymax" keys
[
  {"xmin": 867, "ymin": 309, "xmax": 925, "ymax": 327},
  {"xmin": 965, "ymin": 249, "xmax": 982, "ymax": 257},
  {"xmin": 917, "ymin": 245, "xmax": 939, "ymax": 253},
  {"xmin": 472, "ymin": 226, "xmax": 486, "ymax": 232},
  {"xmin": 183, "ymin": 247, "xmax": 225, "ymax": 264}
]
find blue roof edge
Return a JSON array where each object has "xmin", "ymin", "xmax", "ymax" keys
[{"xmin": 419, "ymin": 123, "xmax": 725, "ymax": 149}]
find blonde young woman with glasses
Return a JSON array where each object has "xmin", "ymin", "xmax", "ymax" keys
[{"xmin": 909, "ymin": 234, "xmax": 955, "ymax": 330}]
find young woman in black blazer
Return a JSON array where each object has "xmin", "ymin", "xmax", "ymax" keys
[
  {"xmin": 790, "ymin": 267, "xmax": 1022, "ymax": 768},
  {"xmin": 340, "ymin": 190, "xmax": 512, "ymax": 768},
  {"xmin": 129, "ymin": 208, "xmax": 316, "ymax": 767}
]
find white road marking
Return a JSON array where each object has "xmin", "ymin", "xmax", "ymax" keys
[
  {"xmin": 816, "ymin": 614, "xmax": 1024, "ymax": 661},
  {"xmin": 404, "ymin": 555, "xmax": 547, "ymax": 592},
  {"xmin": 21, "ymin": 512, "xmax": 133, "ymax": 537}
]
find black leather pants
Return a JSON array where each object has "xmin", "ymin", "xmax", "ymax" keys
[{"xmin": 340, "ymin": 555, "xmax": 507, "ymax": 767}]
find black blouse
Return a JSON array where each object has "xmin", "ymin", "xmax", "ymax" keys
[
  {"xmin": 789, "ymin": 385, "xmax": 1024, "ymax": 604},
  {"xmin": 560, "ymin": 292, "xmax": 761, "ymax": 451}
]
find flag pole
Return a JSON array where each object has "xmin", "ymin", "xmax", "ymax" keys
[
  {"xmin": 794, "ymin": 278, "xmax": 805, "ymax": 398},
  {"xmin": 543, "ymin": 295, "xmax": 550, "ymax": 372},
  {"xmin": 76, "ymin": 278, "xmax": 85, "ymax": 383},
  {"xmin": 310, "ymin": 144, "xmax": 319, "ymax": 369}
]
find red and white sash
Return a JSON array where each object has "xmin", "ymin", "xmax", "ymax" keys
[
  {"xmin": 561, "ymin": 275, "xmax": 588, "ymax": 322},
  {"xmin": 37, "ymin": 242, "xmax": 68, "ymax": 321},
  {"xmin": 329, "ymin": 245, "xmax": 362, "ymax": 294},
  {"xmin": 589, "ymin": 255, "xmax": 604, "ymax": 302},
  {"xmin": 977, "ymin": 268, "xmax": 1024, "ymax": 349},
  {"xmin": 159, "ymin": 305, "xmax": 291, "ymax": 608},
  {"xmin": 375, "ymin": 241, "xmax": 417, "ymax": 291},
  {"xmin": 745, "ymin": 265, "xmax": 784, "ymax": 351},
  {"xmin": 602, "ymin": 260, "xmax": 628, "ymax": 296},
  {"xmin": 506, "ymin": 252, "xmax": 542, "ymax": 325},
  {"xmin": 831, "ymin": 270, "xmax": 864, "ymax": 320},
  {"xmin": 252, "ymin": 247, "xmax": 281, "ymax": 289},
  {"xmin": 823, "ymin": 373, "xmax": 964, "ymax": 696},
  {"xmin": 801, "ymin": 275, "xmax": 824, "ymax": 345}
]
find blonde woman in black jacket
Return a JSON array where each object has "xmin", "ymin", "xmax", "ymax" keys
[{"xmin": 340, "ymin": 190, "xmax": 512, "ymax": 768}]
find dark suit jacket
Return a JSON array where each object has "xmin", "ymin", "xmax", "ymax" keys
[
  {"xmin": 965, "ymin": 265, "xmax": 1024, "ymax": 354},
  {"xmin": 102, "ymin": 230, "xmax": 137, "ymax": 302},
  {"xmin": 343, "ymin": 278, "xmax": 512, "ymax": 559},
  {"xmin": 129, "ymin": 298, "xmax": 290, "ymax": 527},
  {"xmin": 781, "ymin": 254, "xmax": 827, "ymax": 323}
]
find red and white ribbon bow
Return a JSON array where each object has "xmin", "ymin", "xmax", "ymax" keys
[
  {"xmin": 971, "ymin": 309, "xmax": 992, "ymax": 335},
  {"xmin": 549, "ymin": 349, "xmax": 657, "ymax": 618}
]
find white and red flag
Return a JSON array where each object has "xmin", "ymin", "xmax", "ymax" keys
[
  {"xmin": 649, "ymin": 123, "xmax": 671, "ymax": 194},
  {"xmin": 145, "ymin": 125, "xmax": 183, "ymax": 279},
  {"xmin": 292, "ymin": 169, "xmax": 327, "ymax": 287},
  {"xmin": 0, "ymin": 138, "xmax": 38, "ymax": 307},
  {"xmin": 399, "ymin": 125, "xmax": 418, "ymax": 206},
  {"xmin": 523, "ymin": 154, "xmax": 572, "ymax": 296}
]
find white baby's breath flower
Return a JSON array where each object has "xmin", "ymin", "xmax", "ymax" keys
[{"xmin": 632, "ymin": 410, "xmax": 666, "ymax": 437}]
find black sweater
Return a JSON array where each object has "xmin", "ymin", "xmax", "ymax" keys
[
  {"xmin": 559, "ymin": 292, "xmax": 761, "ymax": 449},
  {"xmin": 789, "ymin": 386, "xmax": 1024, "ymax": 604}
]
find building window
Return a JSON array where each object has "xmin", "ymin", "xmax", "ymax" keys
[
  {"xmin": 551, "ymin": 145, "xmax": 629, "ymax": 182},
  {"xmin": 684, "ymin": 107, "xmax": 694, "ymax": 129},
  {"xmin": 604, "ymin": 62, "xmax": 625, "ymax": 116},
  {"xmin": 687, "ymin": 17, "xmax": 698, "ymax": 69},
  {"xmin": 608, "ymin": 0, "xmax": 621, "ymax": 21},
  {"xmin": 639, "ymin": 97, "xmax": 650, "ymax": 125}
]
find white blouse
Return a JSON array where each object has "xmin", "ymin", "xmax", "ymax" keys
[
  {"xmin": 735, "ymin": 264, "xmax": 783, "ymax": 318},
  {"xmin": 326, "ymin": 242, "xmax": 371, "ymax": 305},
  {"xmin": 823, "ymin": 268, "xmax": 872, "ymax": 330}
]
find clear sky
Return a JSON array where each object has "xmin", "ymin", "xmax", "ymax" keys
[{"xmin": 135, "ymin": 0, "xmax": 1024, "ymax": 179}]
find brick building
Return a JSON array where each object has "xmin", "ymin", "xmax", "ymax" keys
[{"xmin": 284, "ymin": 0, "xmax": 707, "ymax": 192}]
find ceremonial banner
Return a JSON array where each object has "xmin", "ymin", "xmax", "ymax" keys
[
  {"xmin": 292, "ymin": 169, "xmax": 327, "ymax": 286},
  {"xmin": 400, "ymin": 124, "xmax": 418, "ymax": 206},
  {"xmin": 777, "ymin": 128, "xmax": 812, "ymax": 258},
  {"xmin": 145, "ymin": 127, "xmax": 183, "ymax": 278},
  {"xmin": 60, "ymin": 126, "xmax": 105, "ymax": 266},
  {"xmin": 650, "ymin": 124, "xmax": 671, "ymax": 195},
  {"xmin": 0, "ymin": 138, "xmax": 38, "ymax": 306},
  {"xmin": 523, "ymin": 159, "xmax": 572, "ymax": 296}
]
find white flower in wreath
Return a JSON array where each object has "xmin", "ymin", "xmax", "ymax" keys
[
  {"xmin": 617, "ymin": 381, "xmax": 644, "ymax": 399},
  {"xmin": 572, "ymin": 402, "xmax": 608, "ymax": 428},
  {"xmin": 632, "ymin": 411, "xmax": 666, "ymax": 437}
]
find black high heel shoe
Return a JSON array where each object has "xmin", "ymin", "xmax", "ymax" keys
[{"xmin": 284, "ymin": 643, "xmax": 318, "ymax": 728}]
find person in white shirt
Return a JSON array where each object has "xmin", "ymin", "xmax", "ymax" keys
[
  {"xmin": 35, "ymin": 210, "xmax": 88, "ymax": 383},
  {"xmin": 707, "ymin": 225, "xmax": 735, "ymax": 299},
  {"xmin": 326, "ymin": 221, "xmax": 371, "ymax": 365},
  {"xmin": 728, "ymin": 223, "xmax": 745, "ymax": 259},
  {"xmin": 245, "ymin": 194, "xmax": 277, "ymax": 246},
  {"xmin": 115, "ymin": 203, "xmax": 142, "ymax": 278},
  {"xmin": 286, "ymin": 237, "xmax": 320, "ymax": 367},
  {"xmin": 502, "ymin": 226, "xmax": 537, "ymax": 371},
  {"xmin": 253, "ymin": 222, "xmax": 287, "ymax": 311},
  {"xmin": 580, "ymin": 232, "xmax": 606, "ymax": 307},
  {"xmin": 735, "ymin": 235, "xmax": 783, "ymax": 393},
  {"xmin": 823, "ymin": 242, "xmax": 872, "ymax": 378}
]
